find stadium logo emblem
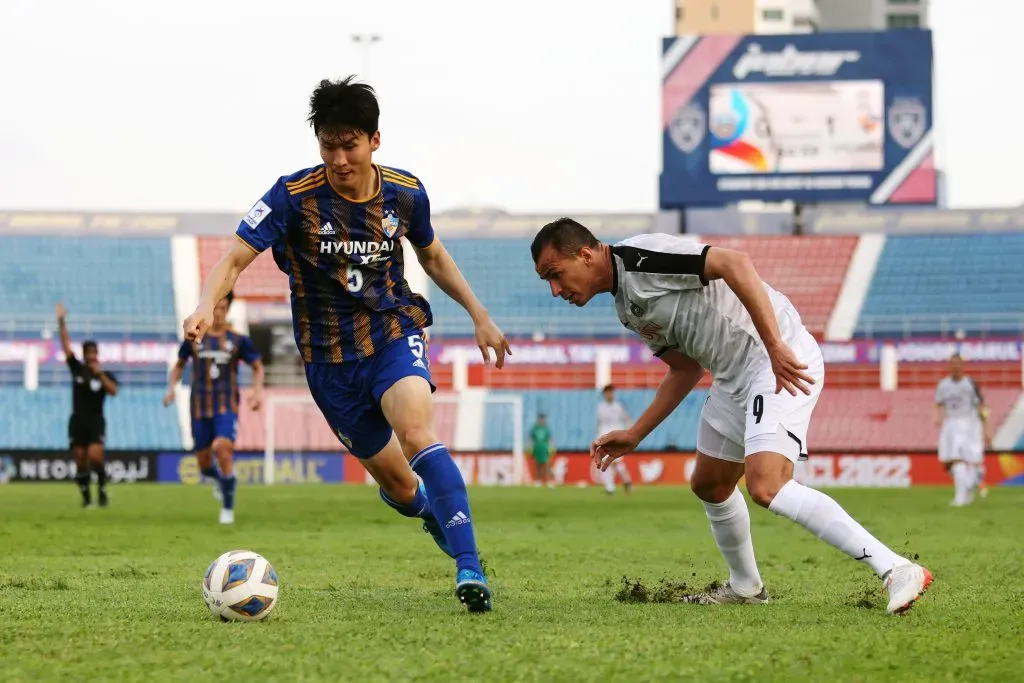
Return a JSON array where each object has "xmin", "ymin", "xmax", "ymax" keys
[
  {"xmin": 887, "ymin": 98, "xmax": 926, "ymax": 149},
  {"xmin": 669, "ymin": 103, "xmax": 706, "ymax": 154}
]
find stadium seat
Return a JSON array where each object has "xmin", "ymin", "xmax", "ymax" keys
[
  {"xmin": 198, "ymin": 237, "xmax": 289, "ymax": 301},
  {"xmin": 809, "ymin": 387, "xmax": 1019, "ymax": 451},
  {"xmin": 0, "ymin": 387, "xmax": 180, "ymax": 450},
  {"xmin": 0, "ymin": 236, "xmax": 176, "ymax": 335},
  {"xmin": 485, "ymin": 389, "xmax": 709, "ymax": 452},
  {"xmin": 705, "ymin": 236, "xmax": 858, "ymax": 336},
  {"xmin": 433, "ymin": 239, "xmax": 622, "ymax": 337},
  {"xmin": 856, "ymin": 234, "xmax": 1024, "ymax": 337}
]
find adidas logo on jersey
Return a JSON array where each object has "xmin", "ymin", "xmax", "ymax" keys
[
  {"xmin": 445, "ymin": 511, "xmax": 470, "ymax": 528},
  {"xmin": 412, "ymin": 359, "xmax": 427, "ymax": 370},
  {"xmin": 319, "ymin": 222, "xmax": 336, "ymax": 236}
]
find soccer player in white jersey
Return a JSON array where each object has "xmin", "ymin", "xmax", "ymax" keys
[
  {"xmin": 531, "ymin": 218, "xmax": 932, "ymax": 614},
  {"xmin": 596, "ymin": 385, "xmax": 633, "ymax": 495},
  {"xmin": 935, "ymin": 353, "xmax": 991, "ymax": 506}
]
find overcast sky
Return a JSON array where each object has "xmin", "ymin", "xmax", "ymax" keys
[{"xmin": 0, "ymin": 0, "xmax": 1018, "ymax": 213}]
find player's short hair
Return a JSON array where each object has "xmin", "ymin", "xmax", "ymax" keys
[
  {"xmin": 530, "ymin": 218, "xmax": 600, "ymax": 263},
  {"xmin": 308, "ymin": 76, "xmax": 380, "ymax": 137},
  {"xmin": 602, "ymin": 384, "xmax": 615, "ymax": 393},
  {"xmin": 82, "ymin": 340, "xmax": 98, "ymax": 354},
  {"xmin": 950, "ymin": 352, "xmax": 962, "ymax": 361}
]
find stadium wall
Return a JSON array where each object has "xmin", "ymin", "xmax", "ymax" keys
[{"xmin": 3, "ymin": 450, "xmax": 1023, "ymax": 488}]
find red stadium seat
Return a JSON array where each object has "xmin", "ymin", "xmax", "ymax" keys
[
  {"xmin": 198, "ymin": 237, "xmax": 289, "ymax": 301},
  {"xmin": 809, "ymin": 387, "xmax": 1019, "ymax": 451},
  {"xmin": 704, "ymin": 236, "xmax": 858, "ymax": 336}
]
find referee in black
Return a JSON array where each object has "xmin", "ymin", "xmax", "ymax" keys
[{"xmin": 56, "ymin": 303, "xmax": 119, "ymax": 508}]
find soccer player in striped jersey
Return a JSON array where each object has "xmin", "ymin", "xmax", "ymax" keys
[
  {"xmin": 184, "ymin": 77, "xmax": 509, "ymax": 612},
  {"xmin": 165, "ymin": 291, "xmax": 264, "ymax": 524}
]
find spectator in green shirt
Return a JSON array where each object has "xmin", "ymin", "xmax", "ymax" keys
[{"xmin": 528, "ymin": 413, "xmax": 555, "ymax": 487}]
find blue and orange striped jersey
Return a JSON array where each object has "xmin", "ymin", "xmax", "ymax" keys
[
  {"xmin": 235, "ymin": 164, "xmax": 435, "ymax": 364},
  {"xmin": 178, "ymin": 330, "xmax": 261, "ymax": 419}
]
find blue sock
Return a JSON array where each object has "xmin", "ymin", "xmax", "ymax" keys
[
  {"xmin": 379, "ymin": 485, "xmax": 432, "ymax": 519},
  {"xmin": 221, "ymin": 476, "xmax": 237, "ymax": 510},
  {"xmin": 201, "ymin": 464, "xmax": 222, "ymax": 483},
  {"xmin": 411, "ymin": 444, "xmax": 481, "ymax": 574}
]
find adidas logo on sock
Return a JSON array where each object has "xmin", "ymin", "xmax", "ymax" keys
[
  {"xmin": 319, "ymin": 222, "xmax": 336, "ymax": 236},
  {"xmin": 445, "ymin": 511, "xmax": 470, "ymax": 528}
]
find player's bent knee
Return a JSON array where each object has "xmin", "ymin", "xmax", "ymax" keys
[
  {"xmin": 744, "ymin": 473, "xmax": 788, "ymax": 508},
  {"xmin": 396, "ymin": 425, "xmax": 439, "ymax": 459},
  {"xmin": 690, "ymin": 476, "xmax": 734, "ymax": 504}
]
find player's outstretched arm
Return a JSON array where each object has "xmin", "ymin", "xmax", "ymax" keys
[
  {"xmin": 164, "ymin": 358, "xmax": 187, "ymax": 407},
  {"xmin": 413, "ymin": 238, "xmax": 511, "ymax": 368},
  {"xmin": 247, "ymin": 359, "xmax": 265, "ymax": 411},
  {"xmin": 184, "ymin": 241, "xmax": 258, "ymax": 343},
  {"xmin": 592, "ymin": 350, "xmax": 703, "ymax": 470},
  {"xmin": 704, "ymin": 247, "xmax": 815, "ymax": 396},
  {"xmin": 55, "ymin": 302, "xmax": 74, "ymax": 359}
]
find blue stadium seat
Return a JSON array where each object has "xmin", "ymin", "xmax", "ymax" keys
[
  {"xmin": 0, "ymin": 236, "xmax": 176, "ymax": 335},
  {"xmin": 0, "ymin": 387, "xmax": 181, "ymax": 450},
  {"xmin": 856, "ymin": 234, "xmax": 1024, "ymax": 337},
  {"xmin": 485, "ymin": 389, "xmax": 709, "ymax": 452},
  {"xmin": 433, "ymin": 239, "xmax": 623, "ymax": 337}
]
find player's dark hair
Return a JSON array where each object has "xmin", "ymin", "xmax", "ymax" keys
[
  {"xmin": 602, "ymin": 384, "xmax": 615, "ymax": 393},
  {"xmin": 531, "ymin": 218, "xmax": 601, "ymax": 263},
  {"xmin": 950, "ymin": 352, "xmax": 962, "ymax": 361},
  {"xmin": 308, "ymin": 76, "xmax": 380, "ymax": 137},
  {"xmin": 82, "ymin": 340, "xmax": 98, "ymax": 354}
]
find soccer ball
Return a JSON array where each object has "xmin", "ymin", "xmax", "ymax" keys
[{"xmin": 202, "ymin": 550, "xmax": 279, "ymax": 621}]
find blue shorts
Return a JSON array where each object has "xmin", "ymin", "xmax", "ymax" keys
[
  {"xmin": 305, "ymin": 333, "xmax": 435, "ymax": 459},
  {"xmin": 192, "ymin": 413, "xmax": 239, "ymax": 451}
]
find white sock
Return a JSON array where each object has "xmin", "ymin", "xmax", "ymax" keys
[
  {"xmin": 602, "ymin": 467, "xmax": 615, "ymax": 493},
  {"xmin": 768, "ymin": 480, "xmax": 909, "ymax": 578},
  {"xmin": 615, "ymin": 461, "xmax": 631, "ymax": 484},
  {"xmin": 951, "ymin": 462, "xmax": 969, "ymax": 502},
  {"xmin": 973, "ymin": 464, "xmax": 985, "ymax": 489},
  {"xmin": 702, "ymin": 488, "xmax": 763, "ymax": 595}
]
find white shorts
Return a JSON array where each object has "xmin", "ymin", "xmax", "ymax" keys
[
  {"xmin": 938, "ymin": 420, "xmax": 983, "ymax": 464},
  {"xmin": 697, "ymin": 332, "xmax": 825, "ymax": 464}
]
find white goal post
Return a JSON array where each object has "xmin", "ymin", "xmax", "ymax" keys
[{"xmin": 264, "ymin": 391, "xmax": 525, "ymax": 485}]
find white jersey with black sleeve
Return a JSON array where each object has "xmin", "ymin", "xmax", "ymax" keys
[{"xmin": 610, "ymin": 233, "xmax": 808, "ymax": 399}]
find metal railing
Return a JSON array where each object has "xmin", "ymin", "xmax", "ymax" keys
[
  {"xmin": 856, "ymin": 313, "xmax": 1024, "ymax": 340},
  {"xmin": 0, "ymin": 314, "xmax": 178, "ymax": 339}
]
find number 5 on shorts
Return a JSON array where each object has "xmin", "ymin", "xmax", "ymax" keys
[{"xmin": 408, "ymin": 334, "xmax": 425, "ymax": 358}]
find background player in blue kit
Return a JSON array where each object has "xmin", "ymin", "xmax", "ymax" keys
[
  {"xmin": 165, "ymin": 291, "xmax": 264, "ymax": 525},
  {"xmin": 183, "ymin": 76, "xmax": 510, "ymax": 612}
]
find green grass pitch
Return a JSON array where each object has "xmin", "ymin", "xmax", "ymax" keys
[{"xmin": 1, "ymin": 484, "xmax": 1021, "ymax": 682}]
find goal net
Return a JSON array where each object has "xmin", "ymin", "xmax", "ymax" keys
[{"xmin": 264, "ymin": 391, "xmax": 525, "ymax": 485}]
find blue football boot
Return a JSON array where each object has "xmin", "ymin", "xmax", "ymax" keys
[{"xmin": 455, "ymin": 568, "xmax": 492, "ymax": 613}]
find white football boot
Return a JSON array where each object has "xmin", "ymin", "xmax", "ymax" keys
[
  {"xmin": 682, "ymin": 582, "xmax": 769, "ymax": 605},
  {"xmin": 884, "ymin": 563, "xmax": 933, "ymax": 614},
  {"xmin": 219, "ymin": 508, "xmax": 235, "ymax": 525}
]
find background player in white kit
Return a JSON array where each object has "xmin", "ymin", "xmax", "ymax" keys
[
  {"xmin": 531, "ymin": 218, "xmax": 932, "ymax": 615},
  {"xmin": 935, "ymin": 353, "xmax": 991, "ymax": 506},
  {"xmin": 596, "ymin": 385, "xmax": 633, "ymax": 495}
]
